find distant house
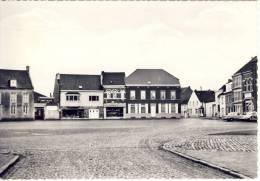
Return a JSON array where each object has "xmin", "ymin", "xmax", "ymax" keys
[
  {"xmin": 34, "ymin": 91, "xmax": 59, "ymax": 120},
  {"xmin": 53, "ymin": 73, "xmax": 103, "ymax": 119},
  {"xmin": 180, "ymin": 86, "xmax": 192, "ymax": 118},
  {"xmin": 0, "ymin": 66, "xmax": 34, "ymax": 120},
  {"xmin": 187, "ymin": 90, "xmax": 215, "ymax": 117},
  {"xmin": 215, "ymin": 80, "xmax": 233, "ymax": 118},
  {"xmin": 101, "ymin": 72, "xmax": 126, "ymax": 119},
  {"xmin": 232, "ymin": 56, "xmax": 257, "ymax": 115},
  {"xmin": 125, "ymin": 69, "xmax": 181, "ymax": 119}
]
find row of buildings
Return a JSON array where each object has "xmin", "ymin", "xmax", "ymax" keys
[
  {"xmin": 180, "ymin": 56, "xmax": 258, "ymax": 119},
  {"xmin": 0, "ymin": 68, "xmax": 181, "ymax": 120},
  {"xmin": 0, "ymin": 56, "xmax": 257, "ymax": 120}
]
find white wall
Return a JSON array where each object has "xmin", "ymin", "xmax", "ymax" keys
[{"xmin": 60, "ymin": 90, "xmax": 103, "ymax": 107}]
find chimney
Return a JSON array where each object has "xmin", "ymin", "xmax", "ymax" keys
[
  {"xmin": 26, "ymin": 66, "xmax": 30, "ymax": 73},
  {"xmin": 56, "ymin": 73, "xmax": 60, "ymax": 80}
]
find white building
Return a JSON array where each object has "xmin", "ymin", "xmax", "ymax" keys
[
  {"xmin": 53, "ymin": 74, "xmax": 104, "ymax": 119},
  {"xmin": 187, "ymin": 90, "xmax": 215, "ymax": 117}
]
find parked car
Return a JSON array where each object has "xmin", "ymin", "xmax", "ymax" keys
[
  {"xmin": 223, "ymin": 112, "xmax": 257, "ymax": 121},
  {"xmin": 223, "ymin": 112, "xmax": 240, "ymax": 121},
  {"xmin": 241, "ymin": 112, "xmax": 257, "ymax": 121}
]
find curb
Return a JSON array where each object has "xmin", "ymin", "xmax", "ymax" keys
[
  {"xmin": 161, "ymin": 145, "xmax": 251, "ymax": 179},
  {"xmin": 0, "ymin": 155, "xmax": 20, "ymax": 177}
]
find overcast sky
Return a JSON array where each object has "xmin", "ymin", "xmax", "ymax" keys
[{"xmin": 0, "ymin": 1, "xmax": 258, "ymax": 96}]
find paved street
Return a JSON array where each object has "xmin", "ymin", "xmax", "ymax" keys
[{"xmin": 0, "ymin": 118, "xmax": 257, "ymax": 179}]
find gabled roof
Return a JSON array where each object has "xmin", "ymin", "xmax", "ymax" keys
[
  {"xmin": 102, "ymin": 72, "xmax": 125, "ymax": 85},
  {"xmin": 180, "ymin": 86, "xmax": 193, "ymax": 104},
  {"xmin": 58, "ymin": 74, "xmax": 102, "ymax": 90},
  {"xmin": 0, "ymin": 69, "xmax": 33, "ymax": 89},
  {"xmin": 234, "ymin": 56, "xmax": 257, "ymax": 75},
  {"xmin": 194, "ymin": 90, "xmax": 215, "ymax": 103},
  {"xmin": 126, "ymin": 69, "xmax": 180, "ymax": 86}
]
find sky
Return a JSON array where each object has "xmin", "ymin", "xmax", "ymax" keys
[{"xmin": 0, "ymin": 1, "xmax": 258, "ymax": 96}]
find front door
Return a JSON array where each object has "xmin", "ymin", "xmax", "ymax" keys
[
  {"xmin": 89, "ymin": 109, "xmax": 99, "ymax": 119},
  {"xmin": 151, "ymin": 104, "xmax": 156, "ymax": 117}
]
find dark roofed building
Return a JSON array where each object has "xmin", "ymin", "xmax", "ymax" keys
[
  {"xmin": 232, "ymin": 56, "xmax": 257, "ymax": 115},
  {"xmin": 125, "ymin": 69, "xmax": 181, "ymax": 119},
  {"xmin": 0, "ymin": 66, "xmax": 34, "ymax": 120},
  {"xmin": 0, "ymin": 68, "xmax": 33, "ymax": 89},
  {"xmin": 194, "ymin": 90, "xmax": 215, "ymax": 103},
  {"xmin": 53, "ymin": 73, "xmax": 104, "ymax": 119},
  {"xmin": 101, "ymin": 72, "xmax": 126, "ymax": 119}
]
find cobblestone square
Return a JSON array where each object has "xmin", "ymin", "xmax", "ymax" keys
[{"xmin": 0, "ymin": 118, "xmax": 257, "ymax": 179}]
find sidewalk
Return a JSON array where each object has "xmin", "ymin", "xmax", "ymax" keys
[
  {"xmin": 0, "ymin": 151, "xmax": 19, "ymax": 177},
  {"xmin": 163, "ymin": 130, "xmax": 257, "ymax": 178}
]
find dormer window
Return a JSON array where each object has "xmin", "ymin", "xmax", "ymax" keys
[{"xmin": 10, "ymin": 80, "xmax": 17, "ymax": 88}]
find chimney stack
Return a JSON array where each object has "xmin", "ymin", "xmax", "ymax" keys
[{"xmin": 26, "ymin": 66, "xmax": 30, "ymax": 73}]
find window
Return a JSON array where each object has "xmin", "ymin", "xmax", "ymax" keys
[
  {"xmin": 11, "ymin": 105, "xmax": 16, "ymax": 115},
  {"xmin": 0, "ymin": 93, "xmax": 1, "ymax": 104},
  {"xmin": 130, "ymin": 90, "xmax": 135, "ymax": 100},
  {"xmin": 10, "ymin": 79, "xmax": 17, "ymax": 87},
  {"xmin": 141, "ymin": 90, "xmax": 146, "ymax": 100},
  {"xmin": 104, "ymin": 93, "xmax": 107, "ymax": 98},
  {"xmin": 150, "ymin": 90, "xmax": 156, "ymax": 100},
  {"xmin": 10, "ymin": 93, "xmax": 17, "ymax": 103},
  {"xmin": 160, "ymin": 90, "xmax": 166, "ymax": 100},
  {"xmin": 170, "ymin": 90, "xmax": 176, "ymax": 100},
  {"xmin": 66, "ymin": 94, "xmax": 80, "ymax": 101},
  {"xmin": 161, "ymin": 104, "xmax": 166, "ymax": 113},
  {"xmin": 244, "ymin": 78, "xmax": 253, "ymax": 92},
  {"xmin": 171, "ymin": 103, "xmax": 176, "ymax": 113},
  {"xmin": 89, "ymin": 96, "xmax": 99, "ymax": 101},
  {"xmin": 234, "ymin": 91, "xmax": 242, "ymax": 102},
  {"xmin": 233, "ymin": 76, "xmax": 242, "ymax": 88},
  {"xmin": 23, "ymin": 104, "xmax": 28, "ymax": 114},
  {"xmin": 116, "ymin": 93, "xmax": 121, "ymax": 98},
  {"xmin": 130, "ymin": 104, "xmax": 135, "ymax": 113}
]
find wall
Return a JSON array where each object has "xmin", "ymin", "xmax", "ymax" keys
[
  {"xmin": 60, "ymin": 90, "xmax": 103, "ymax": 107},
  {"xmin": 0, "ymin": 89, "xmax": 34, "ymax": 120}
]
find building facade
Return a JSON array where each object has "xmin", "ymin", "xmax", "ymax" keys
[
  {"xmin": 101, "ymin": 72, "xmax": 126, "ymax": 119},
  {"xmin": 53, "ymin": 74, "xmax": 104, "ymax": 119},
  {"xmin": 232, "ymin": 56, "xmax": 257, "ymax": 115},
  {"xmin": 125, "ymin": 69, "xmax": 181, "ymax": 119},
  {"xmin": 0, "ymin": 66, "xmax": 34, "ymax": 120}
]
